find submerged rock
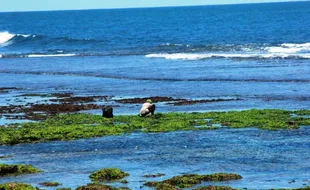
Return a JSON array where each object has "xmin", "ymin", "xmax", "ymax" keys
[
  {"xmin": 142, "ymin": 173, "xmax": 166, "ymax": 178},
  {"xmin": 194, "ymin": 186, "xmax": 236, "ymax": 190},
  {"xmin": 39, "ymin": 181, "xmax": 61, "ymax": 187}
]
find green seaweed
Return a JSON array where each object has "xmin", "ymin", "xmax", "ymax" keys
[
  {"xmin": 0, "ymin": 109, "xmax": 310, "ymax": 145},
  {"xmin": 0, "ymin": 183, "xmax": 37, "ymax": 190},
  {"xmin": 120, "ymin": 180, "xmax": 128, "ymax": 184},
  {"xmin": 76, "ymin": 183, "xmax": 129, "ymax": 190},
  {"xmin": 144, "ymin": 173, "xmax": 242, "ymax": 189},
  {"xmin": 143, "ymin": 173, "xmax": 166, "ymax": 178},
  {"xmin": 89, "ymin": 168, "xmax": 129, "ymax": 181},
  {"xmin": 0, "ymin": 164, "xmax": 40, "ymax": 177},
  {"xmin": 153, "ymin": 183, "xmax": 180, "ymax": 190},
  {"xmin": 194, "ymin": 186, "xmax": 236, "ymax": 190},
  {"xmin": 39, "ymin": 181, "xmax": 61, "ymax": 187}
]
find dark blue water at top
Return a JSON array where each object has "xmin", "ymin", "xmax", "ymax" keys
[{"xmin": 0, "ymin": 1, "xmax": 310, "ymax": 58}]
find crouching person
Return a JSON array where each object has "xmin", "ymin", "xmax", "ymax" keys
[{"xmin": 139, "ymin": 99, "xmax": 155, "ymax": 117}]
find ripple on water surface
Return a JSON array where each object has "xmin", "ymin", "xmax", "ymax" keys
[{"xmin": 0, "ymin": 127, "xmax": 310, "ymax": 189}]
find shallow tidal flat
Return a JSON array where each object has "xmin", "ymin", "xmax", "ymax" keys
[{"xmin": 0, "ymin": 109, "xmax": 310, "ymax": 189}]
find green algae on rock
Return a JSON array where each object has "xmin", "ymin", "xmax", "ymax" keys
[
  {"xmin": 76, "ymin": 183, "xmax": 130, "ymax": 190},
  {"xmin": 152, "ymin": 183, "xmax": 180, "ymax": 190},
  {"xmin": 1, "ymin": 109, "xmax": 310, "ymax": 145},
  {"xmin": 89, "ymin": 168, "xmax": 129, "ymax": 181},
  {"xmin": 120, "ymin": 180, "xmax": 129, "ymax": 184},
  {"xmin": 144, "ymin": 173, "xmax": 242, "ymax": 189},
  {"xmin": 0, "ymin": 183, "xmax": 37, "ymax": 190},
  {"xmin": 39, "ymin": 181, "xmax": 61, "ymax": 187},
  {"xmin": 143, "ymin": 173, "xmax": 166, "ymax": 178},
  {"xmin": 0, "ymin": 164, "xmax": 40, "ymax": 177},
  {"xmin": 194, "ymin": 186, "xmax": 236, "ymax": 190}
]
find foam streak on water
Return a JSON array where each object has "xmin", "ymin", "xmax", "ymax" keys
[{"xmin": 145, "ymin": 52, "xmax": 310, "ymax": 60}]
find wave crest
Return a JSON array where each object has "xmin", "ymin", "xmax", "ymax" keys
[
  {"xmin": 0, "ymin": 31, "xmax": 16, "ymax": 46},
  {"xmin": 145, "ymin": 53, "xmax": 310, "ymax": 60},
  {"xmin": 266, "ymin": 43, "xmax": 310, "ymax": 53}
]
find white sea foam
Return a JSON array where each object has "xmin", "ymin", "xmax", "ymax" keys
[
  {"xmin": 28, "ymin": 54, "xmax": 76, "ymax": 58},
  {"xmin": 16, "ymin": 34, "xmax": 31, "ymax": 38},
  {"xmin": 146, "ymin": 53, "xmax": 310, "ymax": 60},
  {"xmin": 146, "ymin": 53, "xmax": 259, "ymax": 60},
  {"xmin": 0, "ymin": 31, "xmax": 33, "ymax": 47},
  {"xmin": 0, "ymin": 31, "xmax": 15, "ymax": 46},
  {"xmin": 266, "ymin": 43, "xmax": 310, "ymax": 53}
]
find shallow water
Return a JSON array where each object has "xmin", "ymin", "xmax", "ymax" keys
[
  {"xmin": 1, "ymin": 2, "xmax": 310, "ymax": 189},
  {"xmin": 0, "ymin": 127, "xmax": 309, "ymax": 189}
]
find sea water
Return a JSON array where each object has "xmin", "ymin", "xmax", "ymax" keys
[{"xmin": 0, "ymin": 1, "xmax": 310, "ymax": 189}]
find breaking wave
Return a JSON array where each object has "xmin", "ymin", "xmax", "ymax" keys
[
  {"xmin": 146, "ymin": 53, "xmax": 310, "ymax": 60},
  {"xmin": 1, "ymin": 31, "xmax": 310, "ymax": 60},
  {"xmin": 146, "ymin": 42, "xmax": 310, "ymax": 60},
  {"xmin": 0, "ymin": 31, "xmax": 17, "ymax": 47}
]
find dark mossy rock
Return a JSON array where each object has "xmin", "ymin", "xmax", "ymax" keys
[
  {"xmin": 144, "ymin": 173, "xmax": 242, "ymax": 189},
  {"xmin": 0, "ymin": 164, "xmax": 40, "ymax": 177},
  {"xmin": 144, "ymin": 181, "xmax": 160, "ymax": 187},
  {"xmin": 39, "ymin": 181, "xmax": 61, "ymax": 187},
  {"xmin": 143, "ymin": 173, "xmax": 165, "ymax": 178},
  {"xmin": 57, "ymin": 188, "xmax": 71, "ymax": 190},
  {"xmin": 76, "ymin": 183, "xmax": 129, "ymax": 190},
  {"xmin": 89, "ymin": 168, "xmax": 129, "ymax": 181},
  {"xmin": 0, "ymin": 155, "xmax": 11, "ymax": 159},
  {"xmin": 201, "ymin": 173, "xmax": 242, "ymax": 181},
  {"xmin": 102, "ymin": 107, "xmax": 113, "ymax": 118},
  {"xmin": 295, "ymin": 187, "xmax": 310, "ymax": 190},
  {"xmin": 0, "ymin": 183, "xmax": 37, "ymax": 190},
  {"xmin": 120, "ymin": 180, "xmax": 128, "ymax": 184},
  {"xmin": 194, "ymin": 186, "xmax": 236, "ymax": 190},
  {"xmin": 163, "ymin": 174, "xmax": 203, "ymax": 188},
  {"xmin": 154, "ymin": 183, "xmax": 180, "ymax": 190}
]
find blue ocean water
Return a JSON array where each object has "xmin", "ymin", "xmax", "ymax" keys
[
  {"xmin": 0, "ymin": 1, "xmax": 309, "ymax": 114},
  {"xmin": 0, "ymin": 1, "xmax": 310, "ymax": 59},
  {"xmin": 0, "ymin": 2, "xmax": 310, "ymax": 189}
]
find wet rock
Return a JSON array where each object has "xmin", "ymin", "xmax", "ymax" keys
[
  {"xmin": 115, "ymin": 96, "xmax": 242, "ymax": 106},
  {"xmin": 120, "ymin": 180, "xmax": 128, "ymax": 184},
  {"xmin": 115, "ymin": 96, "xmax": 186, "ymax": 104},
  {"xmin": 76, "ymin": 183, "xmax": 129, "ymax": 190},
  {"xmin": 50, "ymin": 95, "xmax": 108, "ymax": 103},
  {"xmin": 0, "ymin": 87, "xmax": 22, "ymax": 93},
  {"xmin": 0, "ymin": 103, "xmax": 102, "ymax": 121},
  {"xmin": 39, "ymin": 182, "xmax": 61, "ymax": 187},
  {"xmin": 102, "ymin": 107, "xmax": 113, "ymax": 118},
  {"xmin": 0, "ymin": 183, "xmax": 36, "ymax": 190},
  {"xmin": 89, "ymin": 168, "xmax": 129, "ymax": 181},
  {"xmin": 167, "ymin": 98, "xmax": 242, "ymax": 106},
  {"xmin": 194, "ymin": 186, "xmax": 236, "ymax": 190},
  {"xmin": 19, "ymin": 93, "xmax": 73, "ymax": 98},
  {"xmin": 144, "ymin": 173, "xmax": 242, "ymax": 189},
  {"xmin": 142, "ymin": 173, "xmax": 165, "ymax": 178},
  {"xmin": 0, "ymin": 155, "xmax": 12, "ymax": 159},
  {"xmin": 0, "ymin": 164, "xmax": 41, "ymax": 177}
]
